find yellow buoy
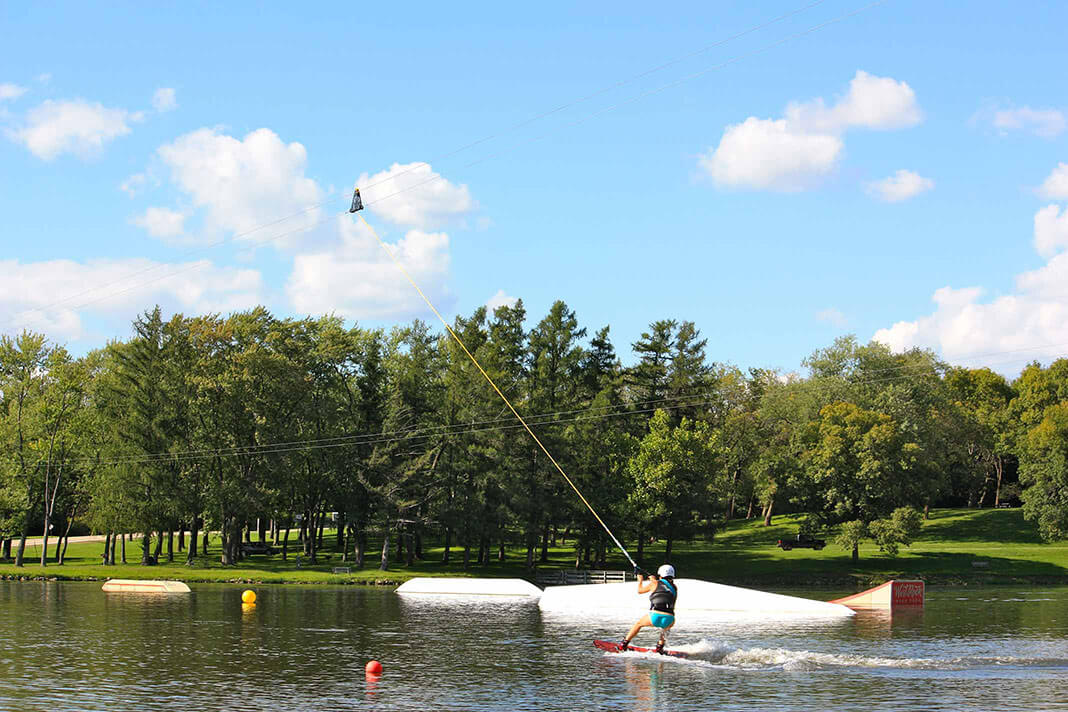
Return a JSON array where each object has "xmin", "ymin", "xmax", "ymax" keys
[{"xmin": 242, "ymin": 589, "xmax": 257, "ymax": 604}]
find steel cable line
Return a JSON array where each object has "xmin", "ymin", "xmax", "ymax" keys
[
  {"xmin": 52, "ymin": 340, "xmax": 1066, "ymax": 467},
  {"xmin": 61, "ymin": 393, "xmax": 723, "ymax": 468},
  {"xmin": 61, "ymin": 389, "xmax": 722, "ymax": 466},
  {"xmin": 5, "ymin": 0, "xmax": 871, "ymax": 331}
]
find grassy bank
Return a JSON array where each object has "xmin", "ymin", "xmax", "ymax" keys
[{"xmin": 2, "ymin": 508, "xmax": 1066, "ymax": 587}]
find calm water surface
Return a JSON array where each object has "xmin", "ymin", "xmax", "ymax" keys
[{"xmin": 1, "ymin": 581, "xmax": 1066, "ymax": 711}]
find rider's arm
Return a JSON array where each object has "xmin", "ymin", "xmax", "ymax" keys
[{"xmin": 636, "ymin": 574, "xmax": 658, "ymax": 594}]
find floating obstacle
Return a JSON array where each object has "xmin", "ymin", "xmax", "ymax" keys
[
  {"xmin": 829, "ymin": 580, "xmax": 924, "ymax": 610},
  {"xmin": 538, "ymin": 579, "xmax": 853, "ymax": 618},
  {"xmin": 101, "ymin": 579, "xmax": 191, "ymax": 594},
  {"xmin": 395, "ymin": 577, "xmax": 542, "ymax": 597}
]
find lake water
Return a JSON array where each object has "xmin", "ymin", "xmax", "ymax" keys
[{"xmin": 1, "ymin": 581, "xmax": 1066, "ymax": 711}]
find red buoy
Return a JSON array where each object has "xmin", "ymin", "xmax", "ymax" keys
[{"xmin": 365, "ymin": 660, "xmax": 383, "ymax": 675}]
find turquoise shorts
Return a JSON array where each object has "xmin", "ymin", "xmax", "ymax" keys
[{"xmin": 650, "ymin": 611, "xmax": 675, "ymax": 628}]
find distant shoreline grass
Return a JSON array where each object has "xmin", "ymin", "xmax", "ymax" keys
[{"xmin": 2, "ymin": 508, "xmax": 1066, "ymax": 588}]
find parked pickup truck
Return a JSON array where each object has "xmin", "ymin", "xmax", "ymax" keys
[
  {"xmin": 239, "ymin": 541, "xmax": 277, "ymax": 556},
  {"xmin": 776, "ymin": 533, "xmax": 826, "ymax": 551}
]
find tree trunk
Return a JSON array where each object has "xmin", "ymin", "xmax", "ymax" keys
[
  {"xmin": 524, "ymin": 532, "xmax": 535, "ymax": 571},
  {"xmin": 178, "ymin": 523, "xmax": 185, "ymax": 552},
  {"xmin": 166, "ymin": 530, "xmax": 174, "ymax": 562},
  {"xmin": 141, "ymin": 529, "xmax": 152, "ymax": 565},
  {"xmin": 202, "ymin": 528, "xmax": 209, "ymax": 556},
  {"xmin": 102, "ymin": 533, "xmax": 111, "ymax": 565},
  {"xmin": 380, "ymin": 524, "xmax": 391, "ymax": 571},
  {"xmin": 220, "ymin": 515, "xmax": 233, "ymax": 565},
  {"xmin": 540, "ymin": 524, "xmax": 550, "ymax": 563},
  {"xmin": 406, "ymin": 532, "xmax": 415, "ymax": 567},
  {"xmin": 396, "ymin": 526, "xmax": 404, "ymax": 563},
  {"xmin": 2, "ymin": 537, "xmax": 11, "ymax": 560},
  {"xmin": 746, "ymin": 496, "xmax": 755, "ymax": 520},
  {"xmin": 259, "ymin": 517, "xmax": 268, "ymax": 543},
  {"xmin": 665, "ymin": 533, "xmax": 674, "ymax": 560},
  {"xmin": 282, "ymin": 524, "xmax": 291, "ymax": 561},
  {"xmin": 53, "ymin": 530, "xmax": 63, "ymax": 562},
  {"xmin": 15, "ymin": 518, "xmax": 29, "ymax": 567},
  {"xmin": 994, "ymin": 456, "xmax": 1005, "ymax": 507},
  {"xmin": 414, "ymin": 529, "xmax": 423, "ymax": 560},
  {"xmin": 187, "ymin": 518, "xmax": 198, "ymax": 564},
  {"xmin": 110, "ymin": 532, "xmax": 117, "ymax": 565},
  {"xmin": 40, "ymin": 515, "xmax": 51, "ymax": 567},
  {"xmin": 316, "ymin": 514, "xmax": 325, "ymax": 550},
  {"xmin": 355, "ymin": 528, "xmax": 366, "ymax": 569},
  {"xmin": 307, "ymin": 511, "xmax": 319, "ymax": 563},
  {"xmin": 121, "ymin": 532, "xmax": 127, "ymax": 564},
  {"xmin": 727, "ymin": 469, "xmax": 740, "ymax": 520},
  {"xmin": 498, "ymin": 537, "xmax": 505, "ymax": 562},
  {"xmin": 763, "ymin": 498, "xmax": 775, "ymax": 527},
  {"xmin": 851, "ymin": 543, "xmax": 859, "ymax": 562},
  {"xmin": 336, "ymin": 514, "xmax": 345, "ymax": 552},
  {"xmin": 442, "ymin": 526, "xmax": 451, "ymax": 563},
  {"xmin": 153, "ymin": 530, "xmax": 164, "ymax": 562}
]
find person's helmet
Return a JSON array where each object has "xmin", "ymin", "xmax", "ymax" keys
[{"xmin": 657, "ymin": 564, "xmax": 676, "ymax": 578}]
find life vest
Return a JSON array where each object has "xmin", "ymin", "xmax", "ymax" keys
[{"xmin": 649, "ymin": 578, "xmax": 677, "ymax": 614}]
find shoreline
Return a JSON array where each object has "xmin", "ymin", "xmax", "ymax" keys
[{"xmin": 4, "ymin": 570, "xmax": 1067, "ymax": 588}]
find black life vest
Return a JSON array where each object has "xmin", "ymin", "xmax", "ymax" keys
[{"xmin": 649, "ymin": 578, "xmax": 677, "ymax": 614}]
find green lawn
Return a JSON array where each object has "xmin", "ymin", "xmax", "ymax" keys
[{"xmin": 3, "ymin": 508, "xmax": 1066, "ymax": 587}]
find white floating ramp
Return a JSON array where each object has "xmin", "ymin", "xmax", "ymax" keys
[
  {"xmin": 538, "ymin": 578, "xmax": 853, "ymax": 619},
  {"xmin": 396, "ymin": 577, "xmax": 542, "ymax": 597},
  {"xmin": 102, "ymin": 579, "xmax": 191, "ymax": 594}
]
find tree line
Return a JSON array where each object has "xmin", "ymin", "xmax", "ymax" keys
[{"xmin": 2, "ymin": 301, "xmax": 1066, "ymax": 570}]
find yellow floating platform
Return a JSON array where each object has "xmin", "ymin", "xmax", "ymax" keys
[
  {"xmin": 102, "ymin": 579, "xmax": 191, "ymax": 594},
  {"xmin": 829, "ymin": 580, "xmax": 924, "ymax": 610}
]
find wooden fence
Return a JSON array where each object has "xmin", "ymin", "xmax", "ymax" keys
[{"xmin": 534, "ymin": 569, "xmax": 631, "ymax": 586}]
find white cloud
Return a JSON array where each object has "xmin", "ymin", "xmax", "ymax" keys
[
  {"xmin": 1038, "ymin": 162, "xmax": 1068, "ymax": 200},
  {"xmin": 0, "ymin": 258, "xmax": 263, "ymax": 341},
  {"xmin": 992, "ymin": 106, "xmax": 1065, "ymax": 138},
  {"xmin": 785, "ymin": 70, "xmax": 922, "ymax": 133},
  {"xmin": 120, "ymin": 172, "xmax": 148, "ymax": 197},
  {"xmin": 8, "ymin": 99, "xmax": 140, "ymax": 160},
  {"xmin": 131, "ymin": 207, "xmax": 189, "ymax": 242},
  {"xmin": 152, "ymin": 88, "xmax": 177, "ymax": 113},
  {"xmin": 865, "ymin": 169, "xmax": 934, "ymax": 202},
  {"xmin": 0, "ymin": 83, "xmax": 26, "ymax": 102},
  {"xmin": 286, "ymin": 216, "xmax": 452, "ymax": 320},
  {"xmin": 486, "ymin": 289, "xmax": 518, "ymax": 312},
  {"xmin": 698, "ymin": 117, "xmax": 842, "ymax": 191},
  {"xmin": 873, "ymin": 201, "xmax": 1068, "ymax": 374},
  {"xmin": 1034, "ymin": 204, "xmax": 1068, "ymax": 258},
  {"xmin": 700, "ymin": 71, "xmax": 922, "ymax": 191},
  {"xmin": 145, "ymin": 128, "xmax": 473, "ymax": 320},
  {"xmin": 156, "ymin": 127, "xmax": 323, "ymax": 246},
  {"xmin": 816, "ymin": 308, "xmax": 848, "ymax": 328},
  {"xmin": 357, "ymin": 162, "xmax": 475, "ymax": 228}
]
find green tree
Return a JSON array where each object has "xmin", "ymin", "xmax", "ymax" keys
[
  {"xmin": 798, "ymin": 402, "xmax": 923, "ymax": 560},
  {"xmin": 627, "ymin": 409, "xmax": 722, "ymax": 559},
  {"xmin": 1019, "ymin": 402, "xmax": 1068, "ymax": 541}
]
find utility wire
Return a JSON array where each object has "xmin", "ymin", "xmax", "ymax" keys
[{"xmin": 4, "ymin": 0, "xmax": 876, "ymax": 331}]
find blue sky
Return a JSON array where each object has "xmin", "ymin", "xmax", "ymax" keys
[{"xmin": 2, "ymin": 1, "xmax": 1067, "ymax": 376}]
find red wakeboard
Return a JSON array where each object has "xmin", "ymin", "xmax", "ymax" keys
[{"xmin": 594, "ymin": 639, "xmax": 689, "ymax": 659}]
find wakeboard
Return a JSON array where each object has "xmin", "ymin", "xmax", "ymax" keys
[{"xmin": 593, "ymin": 639, "xmax": 689, "ymax": 659}]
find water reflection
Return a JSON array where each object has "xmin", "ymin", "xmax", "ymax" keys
[{"xmin": 1, "ymin": 582, "xmax": 1067, "ymax": 711}]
